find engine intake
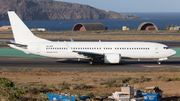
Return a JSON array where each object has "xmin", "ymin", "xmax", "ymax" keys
[{"xmin": 104, "ymin": 53, "xmax": 121, "ymax": 64}]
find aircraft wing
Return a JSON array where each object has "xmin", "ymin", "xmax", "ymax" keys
[{"xmin": 73, "ymin": 50, "xmax": 104, "ymax": 59}]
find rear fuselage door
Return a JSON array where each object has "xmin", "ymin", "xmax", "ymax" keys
[
  {"xmin": 37, "ymin": 45, "xmax": 41, "ymax": 54},
  {"xmin": 155, "ymin": 46, "xmax": 159, "ymax": 53}
]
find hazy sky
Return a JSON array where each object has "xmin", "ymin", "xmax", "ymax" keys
[{"xmin": 56, "ymin": 0, "xmax": 180, "ymax": 13}]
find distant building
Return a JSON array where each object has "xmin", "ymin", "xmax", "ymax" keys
[
  {"xmin": 37, "ymin": 28, "xmax": 46, "ymax": 32},
  {"xmin": 169, "ymin": 26, "xmax": 180, "ymax": 30},
  {"xmin": 72, "ymin": 23, "xmax": 106, "ymax": 31},
  {"xmin": 137, "ymin": 22, "xmax": 158, "ymax": 30},
  {"xmin": 30, "ymin": 28, "xmax": 38, "ymax": 32},
  {"xmin": 30, "ymin": 28, "xmax": 46, "ymax": 32},
  {"xmin": 122, "ymin": 26, "xmax": 129, "ymax": 31},
  {"xmin": 145, "ymin": 26, "xmax": 156, "ymax": 30},
  {"xmin": 0, "ymin": 26, "xmax": 11, "ymax": 29},
  {"xmin": 0, "ymin": 26, "xmax": 12, "ymax": 31}
]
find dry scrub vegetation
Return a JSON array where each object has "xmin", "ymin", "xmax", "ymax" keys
[{"xmin": 1, "ymin": 68, "xmax": 180, "ymax": 100}]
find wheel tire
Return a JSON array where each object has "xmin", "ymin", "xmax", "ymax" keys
[
  {"xmin": 158, "ymin": 61, "xmax": 161, "ymax": 65},
  {"xmin": 89, "ymin": 60, "xmax": 94, "ymax": 65}
]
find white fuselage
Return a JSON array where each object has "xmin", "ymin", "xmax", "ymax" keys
[{"xmin": 9, "ymin": 41, "xmax": 176, "ymax": 61}]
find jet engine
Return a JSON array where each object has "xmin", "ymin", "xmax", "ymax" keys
[{"xmin": 104, "ymin": 53, "xmax": 121, "ymax": 64}]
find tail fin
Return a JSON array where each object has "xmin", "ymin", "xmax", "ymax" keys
[{"xmin": 8, "ymin": 11, "xmax": 50, "ymax": 44}]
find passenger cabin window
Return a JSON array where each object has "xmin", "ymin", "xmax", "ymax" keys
[
  {"xmin": 112, "ymin": 47, "xmax": 150, "ymax": 51},
  {"xmin": 164, "ymin": 47, "xmax": 169, "ymax": 49}
]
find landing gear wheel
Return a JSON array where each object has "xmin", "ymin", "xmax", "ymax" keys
[
  {"xmin": 89, "ymin": 59, "xmax": 94, "ymax": 65},
  {"xmin": 157, "ymin": 61, "xmax": 161, "ymax": 65}
]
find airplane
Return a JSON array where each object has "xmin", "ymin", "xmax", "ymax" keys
[{"xmin": 4, "ymin": 11, "xmax": 177, "ymax": 65}]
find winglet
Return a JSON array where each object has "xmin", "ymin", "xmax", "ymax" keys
[{"xmin": 70, "ymin": 37, "xmax": 74, "ymax": 42}]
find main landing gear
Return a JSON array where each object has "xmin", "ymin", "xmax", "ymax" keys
[
  {"xmin": 89, "ymin": 59, "xmax": 94, "ymax": 65},
  {"xmin": 157, "ymin": 61, "xmax": 161, "ymax": 65}
]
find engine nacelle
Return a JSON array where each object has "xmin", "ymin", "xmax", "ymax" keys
[{"xmin": 104, "ymin": 53, "xmax": 121, "ymax": 64}]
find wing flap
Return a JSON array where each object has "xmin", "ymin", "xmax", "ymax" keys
[{"xmin": 73, "ymin": 50, "xmax": 103, "ymax": 59}]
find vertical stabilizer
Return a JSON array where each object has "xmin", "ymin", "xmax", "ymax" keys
[{"xmin": 8, "ymin": 11, "xmax": 50, "ymax": 44}]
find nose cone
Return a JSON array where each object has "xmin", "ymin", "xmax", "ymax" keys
[{"xmin": 171, "ymin": 49, "xmax": 177, "ymax": 56}]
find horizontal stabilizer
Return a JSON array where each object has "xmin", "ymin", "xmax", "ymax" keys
[{"xmin": 5, "ymin": 40, "xmax": 27, "ymax": 47}]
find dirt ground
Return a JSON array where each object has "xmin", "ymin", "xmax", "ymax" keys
[{"xmin": 1, "ymin": 70, "xmax": 180, "ymax": 99}]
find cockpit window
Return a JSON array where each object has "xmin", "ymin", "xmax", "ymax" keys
[{"xmin": 163, "ymin": 47, "xmax": 169, "ymax": 49}]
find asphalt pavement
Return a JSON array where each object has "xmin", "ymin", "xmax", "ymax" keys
[{"xmin": 0, "ymin": 56, "xmax": 179, "ymax": 72}]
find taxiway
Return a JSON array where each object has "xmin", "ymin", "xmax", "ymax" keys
[{"xmin": 0, "ymin": 56, "xmax": 179, "ymax": 72}]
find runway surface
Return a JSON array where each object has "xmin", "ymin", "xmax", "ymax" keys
[
  {"xmin": 0, "ymin": 41, "xmax": 179, "ymax": 72},
  {"xmin": 0, "ymin": 56, "xmax": 180, "ymax": 72}
]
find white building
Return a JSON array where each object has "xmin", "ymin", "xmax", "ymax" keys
[
  {"xmin": 122, "ymin": 26, "xmax": 129, "ymax": 31},
  {"xmin": 169, "ymin": 26, "xmax": 180, "ymax": 30}
]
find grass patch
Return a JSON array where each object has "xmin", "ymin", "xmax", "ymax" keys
[{"xmin": 0, "ymin": 78, "xmax": 26, "ymax": 100}]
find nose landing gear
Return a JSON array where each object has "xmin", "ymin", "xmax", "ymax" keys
[
  {"xmin": 89, "ymin": 59, "xmax": 94, "ymax": 65},
  {"xmin": 157, "ymin": 61, "xmax": 161, "ymax": 65}
]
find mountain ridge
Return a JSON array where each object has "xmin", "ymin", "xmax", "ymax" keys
[{"xmin": 0, "ymin": 0, "xmax": 141, "ymax": 21}]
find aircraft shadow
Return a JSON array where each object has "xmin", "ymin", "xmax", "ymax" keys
[{"xmin": 56, "ymin": 59, "xmax": 180, "ymax": 65}]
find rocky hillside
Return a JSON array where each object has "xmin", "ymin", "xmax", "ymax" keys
[{"xmin": 0, "ymin": 0, "xmax": 140, "ymax": 21}]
